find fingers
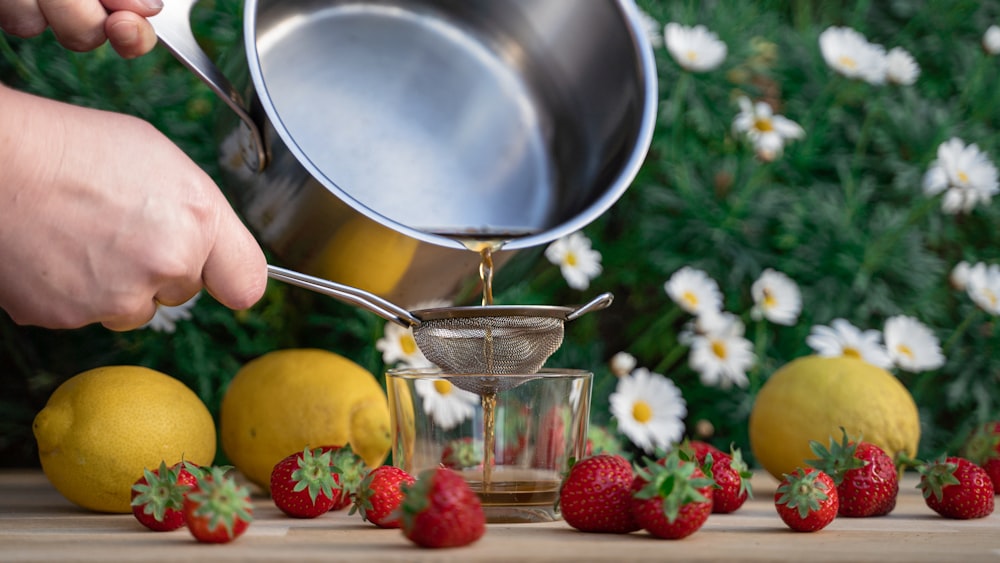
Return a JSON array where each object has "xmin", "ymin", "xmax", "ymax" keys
[
  {"xmin": 100, "ymin": 298, "xmax": 159, "ymax": 332},
  {"xmin": 37, "ymin": 0, "xmax": 108, "ymax": 51},
  {"xmin": 105, "ymin": 10, "xmax": 157, "ymax": 59},
  {"xmin": 0, "ymin": 0, "xmax": 161, "ymax": 55},
  {"xmin": 0, "ymin": 0, "xmax": 48, "ymax": 38},
  {"xmin": 202, "ymin": 210, "xmax": 268, "ymax": 312}
]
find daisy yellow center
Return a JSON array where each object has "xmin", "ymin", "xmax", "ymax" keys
[
  {"xmin": 754, "ymin": 117, "xmax": 774, "ymax": 132},
  {"xmin": 842, "ymin": 347, "xmax": 861, "ymax": 359},
  {"xmin": 565, "ymin": 252, "xmax": 578, "ymax": 267},
  {"xmin": 632, "ymin": 400, "xmax": 653, "ymax": 423},
  {"xmin": 837, "ymin": 55, "xmax": 857, "ymax": 69},
  {"xmin": 985, "ymin": 289, "xmax": 998, "ymax": 307},
  {"xmin": 400, "ymin": 334, "xmax": 418, "ymax": 356},
  {"xmin": 433, "ymin": 380, "xmax": 453, "ymax": 396},
  {"xmin": 685, "ymin": 50, "xmax": 699, "ymax": 62},
  {"xmin": 682, "ymin": 290, "xmax": 700, "ymax": 309},
  {"xmin": 763, "ymin": 288, "xmax": 777, "ymax": 309},
  {"xmin": 895, "ymin": 344, "xmax": 914, "ymax": 360},
  {"xmin": 958, "ymin": 170, "xmax": 970, "ymax": 184},
  {"xmin": 711, "ymin": 339, "xmax": 728, "ymax": 360}
]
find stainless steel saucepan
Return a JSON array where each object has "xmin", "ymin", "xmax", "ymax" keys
[{"xmin": 150, "ymin": 0, "xmax": 657, "ymax": 305}]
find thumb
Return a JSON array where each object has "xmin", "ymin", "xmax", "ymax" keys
[{"xmin": 202, "ymin": 209, "xmax": 268, "ymax": 311}]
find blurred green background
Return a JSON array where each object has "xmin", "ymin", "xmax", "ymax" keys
[{"xmin": 2, "ymin": 0, "xmax": 999, "ymax": 467}]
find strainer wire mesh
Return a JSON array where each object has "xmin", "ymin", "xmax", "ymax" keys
[{"xmin": 412, "ymin": 315, "xmax": 565, "ymax": 375}]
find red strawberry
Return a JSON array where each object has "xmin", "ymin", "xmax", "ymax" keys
[
  {"xmin": 130, "ymin": 460, "xmax": 200, "ymax": 531},
  {"xmin": 558, "ymin": 454, "xmax": 640, "ymax": 534},
  {"xmin": 774, "ymin": 468, "xmax": 838, "ymax": 532},
  {"xmin": 351, "ymin": 465, "xmax": 415, "ymax": 528},
  {"xmin": 399, "ymin": 467, "xmax": 486, "ymax": 548},
  {"xmin": 684, "ymin": 439, "xmax": 725, "ymax": 463},
  {"xmin": 329, "ymin": 445, "xmax": 369, "ymax": 510},
  {"xmin": 807, "ymin": 429, "xmax": 898, "ymax": 517},
  {"xmin": 440, "ymin": 437, "xmax": 483, "ymax": 470},
  {"xmin": 270, "ymin": 446, "xmax": 340, "ymax": 518},
  {"xmin": 962, "ymin": 422, "xmax": 1000, "ymax": 494},
  {"xmin": 532, "ymin": 406, "xmax": 568, "ymax": 468},
  {"xmin": 629, "ymin": 451, "xmax": 714, "ymax": 539},
  {"xmin": 917, "ymin": 456, "xmax": 995, "ymax": 519},
  {"xmin": 182, "ymin": 466, "xmax": 254, "ymax": 543},
  {"xmin": 706, "ymin": 448, "xmax": 753, "ymax": 514}
]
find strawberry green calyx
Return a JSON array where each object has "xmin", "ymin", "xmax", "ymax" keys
[
  {"xmin": 442, "ymin": 438, "xmax": 484, "ymax": 470},
  {"xmin": 131, "ymin": 460, "xmax": 190, "ymax": 522},
  {"xmin": 729, "ymin": 447, "xmax": 754, "ymax": 499},
  {"xmin": 807, "ymin": 428, "xmax": 866, "ymax": 485},
  {"xmin": 189, "ymin": 467, "xmax": 254, "ymax": 540},
  {"xmin": 917, "ymin": 456, "xmax": 961, "ymax": 502},
  {"xmin": 331, "ymin": 445, "xmax": 367, "ymax": 501},
  {"xmin": 963, "ymin": 425, "xmax": 1000, "ymax": 465},
  {"xmin": 634, "ymin": 452, "xmax": 712, "ymax": 523},
  {"xmin": 399, "ymin": 472, "xmax": 432, "ymax": 530},
  {"xmin": 776, "ymin": 469, "xmax": 832, "ymax": 519},
  {"xmin": 292, "ymin": 447, "xmax": 338, "ymax": 504}
]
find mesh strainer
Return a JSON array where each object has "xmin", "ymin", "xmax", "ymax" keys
[{"xmin": 267, "ymin": 265, "xmax": 613, "ymax": 393}]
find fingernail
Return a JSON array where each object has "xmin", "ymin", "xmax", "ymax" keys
[
  {"xmin": 141, "ymin": 0, "xmax": 165, "ymax": 10},
  {"xmin": 110, "ymin": 20, "xmax": 139, "ymax": 46}
]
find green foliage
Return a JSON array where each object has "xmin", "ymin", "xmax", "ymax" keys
[{"xmin": 2, "ymin": 0, "xmax": 999, "ymax": 467}]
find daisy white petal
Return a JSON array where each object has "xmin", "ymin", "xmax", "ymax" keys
[
  {"xmin": 377, "ymin": 322, "xmax": 433, "ymax": 369},
  {"xmin": 545, "ymin": 232, "xmax": 602, "ymax": 290},
  {"xmin": 664, "ymin": 266, "xmax": 723, "ymax": 316},
  {"xmin": 609, "ymin": 368, "xmax": 687, "ymax": 454},
  {"xmin": 950, "ymin": 261, "xmax": 973, "ymax": 291},
  {"xmin": 664, "ymin": 22, "xmax": 727, "ymax": 72},
  {"xmin": 984, "ymin": 25, "xmax": 1000, "ymax": 55},
  {"xmin": 142, "ymin": 292, "xmax": 200, "ymax": 333},
  {"xmin": 922, "ymin": 138, "xmax": 1000, "ymax": 215},
  {"xmin": 818, "ymin": 26, "xmax": 887, "ymax": 84},
  {"xmin": 885, "ymin": 46, "xmax": 920, "ymax": 85},
  {"xmin": 806, "ymin": 318, "xmax": 892, "ymax": 368},
  {"xmin": 414, "ymin": 378, "xmax": 479, "ymax": 431},
  {"xmin": 750, "ymin": 268, "xmax": 803, "ymax": 325},
  {"xmin": 609, "ymin": 351, "xmax": 637, "ymax": 377},
  {"xmin": 966, "ymin": 263, "xmax": 1000, "ymax": 315},
  {"xmin": 732, "ymin": 97, "xmax": 804, "ymax": 161},
  {"xmin": 638, "ymin": 9, "xmax": 663, "ymax": 49},
  {"xmin": 688, "ymin": 314, "xmax": 754, "ymax": 389},
  {"xmin": 884, "ymin": 315, "xmax": 945, "ymax": 372}
]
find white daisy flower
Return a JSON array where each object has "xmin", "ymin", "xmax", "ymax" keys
[
  {"xmin": 609, "ymin": 351, "xmax": 637, "ymax": 377},
  {"xmin": 664, "ymin": 266, "xmax": 723, "ymax": 316},
  {"xmin": 732, "ymin": 97, "xmax": 805, "ymax": 161},
  {"xmin": 414, "ymin": 378, "xmax": 479, "ymax": 430},
  {"xmin": 806, "ymin": 318, "xmax": 893, "ymax": 368},
  {"xmin": 966, "ymin": 262, "xmax": 1000, "ymax": 315},
  {"xmin": 922, "ymin": 138, "xmax": 1000, "ymax": 214},
  {"xmin": 883, "ymin": 315, "xmax": 945, "ymax": 372},
  {"xmin": 687, "ymin": 312, "xmax": 755, "ymax": 389},
  {"xmin": 545, "ymin": 231, "xmax": 602, "ymax": 291},
  {"xmin": 376, "ymin": 322, "xmax": 433, "ymax": 369},
  {"xmin": 950, "ymin": 260, "xmax": 975, "ymax": 291},
  {"xmin": 638, "ymin": 9, "xmax": 663, "ymax": 49},
  {"xmin": 818, "ymin": 26, "xmax": 887, "ymax": 84},
  {"xmin": 609, "ymin": 368, "xmax": 687, "ymax": 454},
  {"xmin": 885, "ymin": 46, "xmax": 920, "ymax": 85},
  {"xmin": 664, "ymin": 22, "xmax": 727, "ymax": 72},
  {"xmin": 984, "ymin": 25, "xmax": 1000, "ymax": 55},
  {"xmin": 142, "ymin": 292, "xmax": 200, "ymax": 333},
  {"xmin": 750, "ymin": 268, "xmax": 803, "ymax": 326}
]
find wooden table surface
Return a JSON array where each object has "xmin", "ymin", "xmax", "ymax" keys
[{"xmin": 1, "ymin": 468, "xmax": 997, "ymax": 562}]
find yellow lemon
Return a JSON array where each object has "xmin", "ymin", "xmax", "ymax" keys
[
  {"xmin": 220, "ymin": 348, "xmax": 391, "ymax": 490},
  {"xmin": 32, "ymin": 366, "xmax": 216, "ymax": 513},
  {"xmin": 748, "ymin": 355, "xmax": 920, "ymax": 480},
  {"xmin": 310, "ymin": 215, "xmax": 419, "ymax": 297}
]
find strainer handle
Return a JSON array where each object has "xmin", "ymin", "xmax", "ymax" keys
[
  {"xmin": 266, "ymin": 265, "xmax": 420, "ymax": 327},
  {"xmin": 565, "ymin": 292, "xmax": 614, "ymax": 321}
]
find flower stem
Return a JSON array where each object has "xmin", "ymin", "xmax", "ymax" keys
[{"xmin": 854, "ymin": 195, "xmax": 938, "ymax": 289}]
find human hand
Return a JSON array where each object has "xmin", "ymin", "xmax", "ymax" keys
[
  {"xmin": 0, "ymin": 85, "xmax": 268, "ymax": 331},
  {"xmin": 0, "ymin": 0, "xmax": 162, "ymax": 59}
]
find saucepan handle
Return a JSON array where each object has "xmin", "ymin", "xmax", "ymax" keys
[{"xmin": 149, "ymin": 0, "xmax": 266, "ymax": 171}]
